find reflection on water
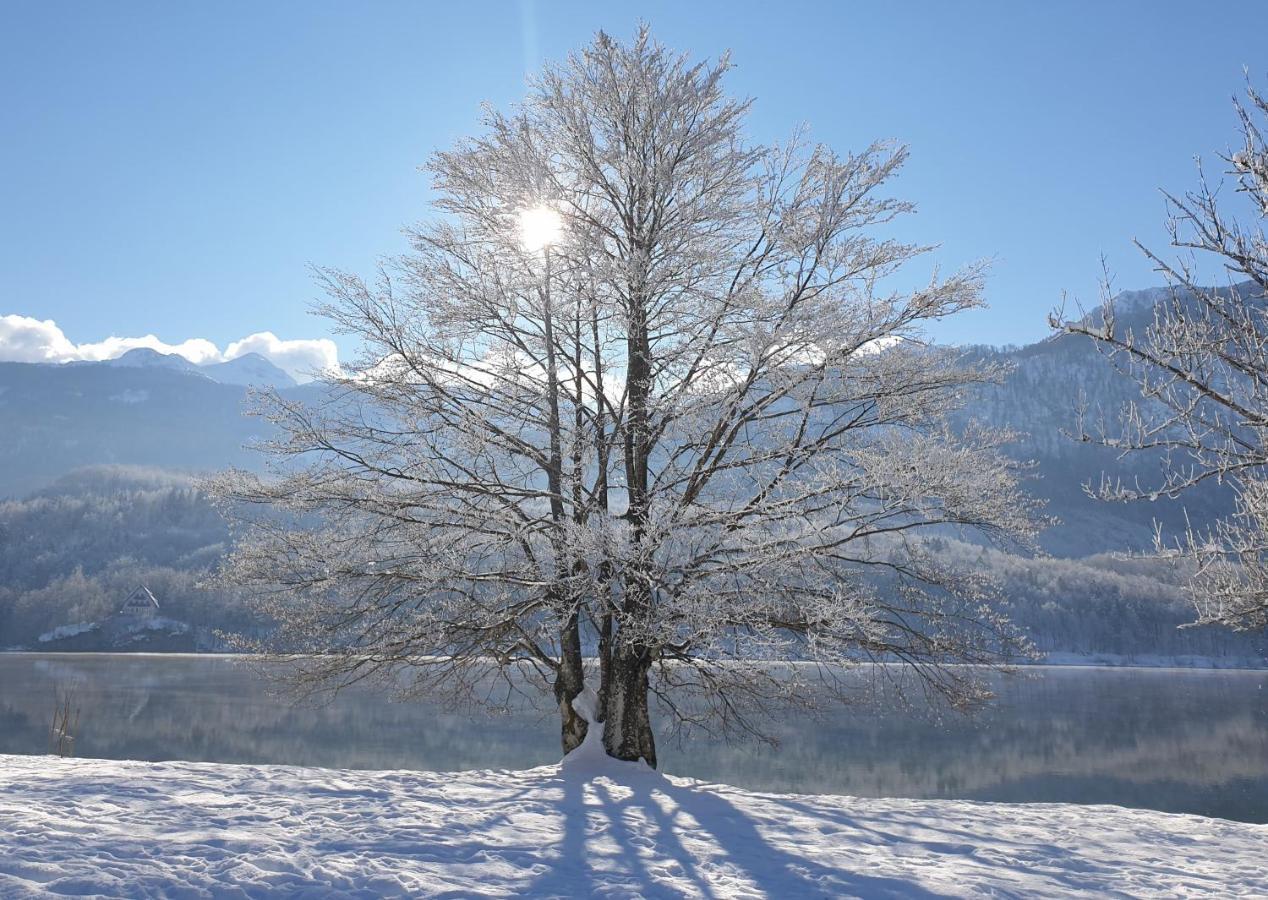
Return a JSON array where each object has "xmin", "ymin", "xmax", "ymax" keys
[{"xmin": 1, "ymin": 654, "xmax": 1264, "ymax": 823}]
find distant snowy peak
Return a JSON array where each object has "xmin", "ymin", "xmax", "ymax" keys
[
  {"xmin": 200, "ymin": 353, "xmax": 296, "ymax": 389},
  {"xmin": 98, "ymin": 348, "xmax": 296, "ymax": 388},
  {"xmin": 104, "ymin": 347, "xmax": 205, "ymax": 375}
]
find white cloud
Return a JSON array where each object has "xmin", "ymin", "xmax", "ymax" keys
[
  {"xmin": 75, "ymin": 334, "xmax": 224, "ymax": 365},
  {"xmin": 0, "ymin": 315, "xmax": 78, "ymax": 363},
  {"xmin": 0, "ymin": 315, "xmax": 340, "ymax": 383}
]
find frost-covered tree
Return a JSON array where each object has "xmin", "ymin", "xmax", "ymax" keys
[
  {"xmin": 1055, "ymin": 80, "xmax": 1268, "ymax": 633},
  {"xmin": 213, "ymin": 28, "xmax": 1038, "ymax": 765}
]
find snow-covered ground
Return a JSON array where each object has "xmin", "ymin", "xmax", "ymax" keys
[
  {"xmin": 35, "ymin": 622, "xmax": 97, "ymax": 643},
  {"xmin": 0, "ymin": 753, "xmax": 1263, "ymax": 898}
]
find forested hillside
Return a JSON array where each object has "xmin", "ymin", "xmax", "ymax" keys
[
  {"xmin": 0, "ymin": 466, "xmax": 1260, "ymax": 660},
  {"xmin": 0, "ymin": 466, "xmax": 259, "ymax": 647},
  {"xmin": 959, "ymin": 290, "xmax": 1239, "ymax": 557}
]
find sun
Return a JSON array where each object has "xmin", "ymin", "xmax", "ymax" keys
[{"xmin": 518, "ymin": 205, "xmax": 562, "ymax": 252}]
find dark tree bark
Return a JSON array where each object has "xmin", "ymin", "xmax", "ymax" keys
[{"xmin": 601, "ymin": 640, "xmax": 656, "ymax": 767}]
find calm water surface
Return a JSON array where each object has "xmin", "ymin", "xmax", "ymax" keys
[{"xmin": 1, "ymin": 654, "xmax": 1264, "ymax": 823}]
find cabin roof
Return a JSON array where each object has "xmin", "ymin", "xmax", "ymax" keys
[{"xmin": 121, "ymin": 585, "xmax": 160, "ymax": 611}]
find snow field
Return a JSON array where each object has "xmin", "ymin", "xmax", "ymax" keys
[{"xmin": 0, "ymin": 752, "xmax": 1264, "ymax": 898}]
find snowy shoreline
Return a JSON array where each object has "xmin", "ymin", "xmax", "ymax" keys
[{"xmin": 0, "ymin": 753, "xmax": 1263, "ymax": 898}]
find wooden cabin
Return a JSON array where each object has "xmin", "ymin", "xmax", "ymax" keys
[{"xmin": 118, "ymin": 585, "xmax": 160, "ymax": 619}]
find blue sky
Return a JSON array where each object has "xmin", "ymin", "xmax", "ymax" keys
[{"xmin": 2, "ymin": 0, "xmax": 1265, "ymax": 368}]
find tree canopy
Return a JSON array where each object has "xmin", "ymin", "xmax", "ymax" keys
[{"xmin": 213, "ymin": 28, "xmax": 1040, "ymax": 764}]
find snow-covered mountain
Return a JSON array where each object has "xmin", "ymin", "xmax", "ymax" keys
[
  {"xmin": 94, "ymin": 347, "xmax": 296, "ymax": 388},
  {"xmin": 102, "ymin": 347, "xmax": 206, "ymax": 375},
  {"xmin": 0, "ymin": 357, "xmax": 319, "ymax": 497},
  {"xmin": 0, "ymin": 285, "xmax": 1241, "ymax": 556},
  {"xmin": 199, "ymin": 353, "xmax": 297, "ymax": 388},
  {"xmin": 953, "ymin": 283, "xmax": 1250, "ymax": 555}
]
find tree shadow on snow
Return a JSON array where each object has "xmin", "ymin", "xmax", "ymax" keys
[
  {"xmin": 772, "ymin": 796, "xmax": 1111, "ymax": 897},
  {"xmin": 522, "ymin": 768, "xmax": 954, "ymax": 899}
]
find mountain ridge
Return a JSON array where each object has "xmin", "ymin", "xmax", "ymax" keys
[
  {"xmin": 80, "ymin": 347, "xmax": 298, "ymax": 388},
  {"xmin": 0, "ymin": 284, "xmax": 1244, "ymax": 557}
]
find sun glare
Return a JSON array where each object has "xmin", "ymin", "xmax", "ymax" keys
[{"xmin": 518, "ymin": 205, "xmax": 562, "ymax": 252}]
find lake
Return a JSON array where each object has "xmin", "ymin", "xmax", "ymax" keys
[{"xmin": 1, "ymin": 653, "xmax": 1265, "ymax": 823}]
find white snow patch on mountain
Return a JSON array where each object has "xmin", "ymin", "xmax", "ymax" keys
[{"xmin": 107, "ymin": 388, "xmax": 150, "ymax": 404}]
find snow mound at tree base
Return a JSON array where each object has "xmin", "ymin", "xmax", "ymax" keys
[
  {"xmin": 559, "ymin": 687, "xmax": 658, "ymax": 780},
  {"xmin": 0, "ymin": 753, "xmax": 1262, "ymax": 898}
]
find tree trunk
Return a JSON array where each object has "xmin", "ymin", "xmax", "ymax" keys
[
  {"xmin": 597, "ymin": 607, "xmax": 613, "ymax": 718},
  {"xmin": 601, "ymin": 274, "xmax": 658, "ymax": 767},
  {"xmin": 601, "ymin": 641, "xmax": 656, "ymax": 767},
  {"xmin": 538, "ymin": 245, "xmax": 588, "ymax": 755},
  {"xmin": 555, "ymin": 609, "xmax": 588, "ymax": 754}
]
